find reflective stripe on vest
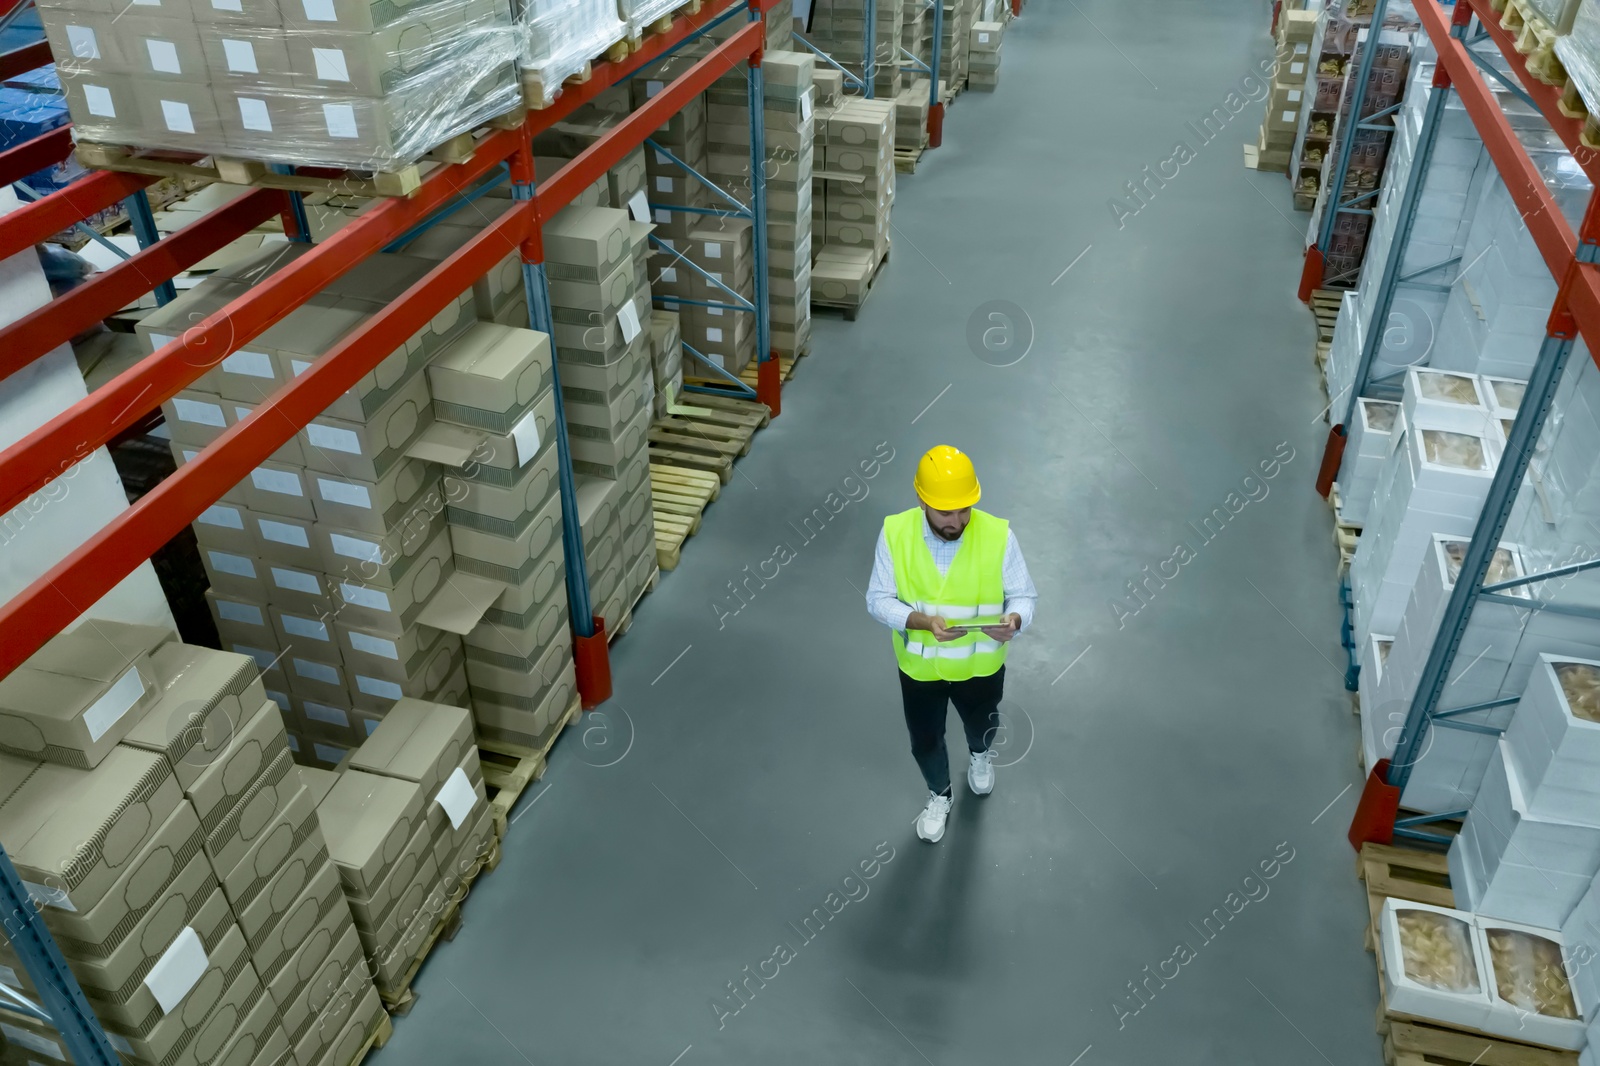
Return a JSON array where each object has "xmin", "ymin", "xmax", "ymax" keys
[{"xmin": 884, "ymin": 507, "xmax": 1010, "ymax": 682}]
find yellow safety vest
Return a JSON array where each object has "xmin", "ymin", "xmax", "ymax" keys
[{"xmin": 885, "ymin": 507, "xmax": 1010, "ymax": 681}]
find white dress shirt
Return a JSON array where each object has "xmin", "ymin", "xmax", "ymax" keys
[{"xmin": 866, "ymin": 512, "xmax": 1038, "ymax": 635}]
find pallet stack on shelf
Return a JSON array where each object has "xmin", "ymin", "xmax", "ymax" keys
[
  {"xmin": 1247, "ymin": 7, "xmax": 1315, "ymax": 176},
  {"xmin": 812, "ymin": 95, "xmax": 895, "ymax": 319}
]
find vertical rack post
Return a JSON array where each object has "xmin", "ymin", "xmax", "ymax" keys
[
  {"xmin": 267, "ymin": 165, "xmax": 314, "ymax": 243},
  {"xmin": 863, "ymin": 0, "xmax": 877, "ymax": 98},
  {"xmin": 509, "ymin": 140, "xmax": 612, "ymax": 709},
  {"xmin": 122, "ymin": 189, "xmax": 175, "ymax": 306},
  {"xmin": 0, "ymin": 845, "xmax": 121, "ymax": 1066},
  {"xmin": 928, "ymin": 0, "xmax": 945, "ymax": 146},
  {"xmin": 749, "ymin": 2, "xmax": 779, "ymax": 414}
]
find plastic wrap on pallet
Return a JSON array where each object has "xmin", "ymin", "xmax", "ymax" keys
[
  {"xmin": 43, "ymin": 0, "xmax": 521, "ymax": 172},
  {"xmin": 517, "ymin": 0, "xmax": 625, "ymax": 102},
  {"xmin": 619, "ymin": 0, "xmax": 680, "ymax": 37},
  {"xmin": 1524, "ymin": 0, "xmax": 1582, "ymax": 34},
  {"xmin": 1557, "ymin": 0, "xmax": 1600, "ymax": 114}
]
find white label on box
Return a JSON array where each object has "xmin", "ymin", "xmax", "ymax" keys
[
  {"xmin": 213, "ymin": 0, "xmax": 243, "ymax": 11},
  {"xmin": 252, "ymin": 467, "xmax": 302, "ymax": 496},
  {"xmin": 313, "ymin": 46, "xmax": 350, "ymax": 81},
  {"xmin": 1281, "ymin": 110, "xmax": 1295, "ymax": 123},
  {"xmin": 1293, "ymin": 42, "xmax": 1308, "ymax": 54},
  {"xmin": 22, "ymin": 879, "xmax": 74, "ymax": 911},
  {"xmin": 707, "ymin": 305, "xmax": 724, "ymax": 317},
  {"xmin": 232, "ymin": 644, "xmax": 275, "ymax": 670},
  {"xmin": 2, "ymin": 1022, "xmax": 63, "ymax": 1058},
  {"xmin": 199, "ymin": 504, "xmax": 244, "ymax": 530},
  {"xmin": 655, "ymin": 176, "xmax": 672, "ymax": 193},
  {"xmin": 348, "ymin": 631, "xmax": 398, "ymax": 659},
  {"xmin": 800, "ymin": 89, "xmax": 812, "ymax": 121},
  {"xmin": 331, "ymin": 532, "xmax": 382, "ymax": 563},
  {"xmin": 307, "ymin": 423, "xmax": 362, "ymax": 454},
  {"xmin": 323, "ymin": 103, "xmax": 358, "ymax": 139},
  {"xmin": 658, "ymin": 239, "xmax": 674, "ymax": 252},
  {"xmin": 174, "ymin": 397, "xmax": 225, "ymax": 427},
  {"xmin": 660, "ymin": 267, "xmax": 677, "ymax": 283},
  {"xmin": 281, "ymin": 615, "xmax": 328, "ymax": 640},
  {"xmin": 285, "ymin": 733, "xmax": 300, "ymax": 752},
  {"xmin": 646, "ymin": 79, "xmax": 663, "ymax": 97},
  {"xmin": 618, "ymin": 302, "xmax": 642, "ymax": 343},
  {"xmin": 295, "ymin": 658, "xmax": 339, "ymax": 684},
  {"xmin": 511, "ymin": 409, "xmax": 541, "ymax": 466},
  {"xmin": 272, "ymin": 567, "xmax": 320, "ymax": 594},
  {"xmin": 83, "ymin": 666, "xmax": 147, "ymax": 742},
  {"xmin": 314, "ymin": 742, "xmax": 346, "ymax": 763},
  {"xmin": 1288, "ymin": 89, "xmax": 1302, "ymax": 103},
  {"xmin": 266, "ymin": 688, "xmax": 289, "ymax": 711},
  {"xmin": 1290, "ymin": 61, "xmax": 1304, "ymax": 75},
  {"xmin": 146, "ymin": 38, "xmax": 182, "ymax": 73},
  {"xmin": 259, "ymin": 519, "xmax": 309, "ymax": 548},
  {"xmin": 628, "ymin": 190, "xmax": 650, "ymax": 223},
  {"xmin": 653, "ymin": 209, "xmax": 671, "ymax": 225},
  {"xmin": 317, "ymin": 477, "xmax": 371, "ymax": 509},
  {"xmin": 356, "ymin": 674, "xmax": 402, "ymax": 700},
  {"xmin": 302, "ymin": 0, "xmax": 336, "ymax": 18},
  {"xmin": 83, "ymin": 83, "xmax": 115, "ymax": 117},
  {"xmin": 291, "ymin": 358, "xmax": 312, "ymax": 376},
  {"xmin": 216, "ymin": 600, "xmax": 262, "ymax": 625},
  {"xmin": 66, "ymin": 24, "xmax": 99, "ymax": 59},
  {"xmin": 304, "ymin": 701, "xmax": 348, "ymax": 726},
  {"xmin": 978, "ymin": 31, "xmax": 991, "ymax": 42},
  {"xmin": 145, "ymin": 927, "xmax": 207, "ymax": 1014},
  {"xmin": 703, "ymin": 242, "xmax": 721, "ymax": 258},
  {"xmin": 340, "ymin": 582, "xmax": 389, "ymax": 611},
  {"xmin": 208, "ymin": 551, "xmax": 255, "ymax": 578},
  {"xmin": 365, "ymin": 718, "xmax": 379, "ymax": 735},
  {"xmin": 434, "ymin": 767, "xmax": 478, "ymax": 830},
  {"xmin": 706, "ymin": 327, "xmax": 724, "ymax": 342},
  {"xmin": 223, "ymin": 349, "xmax": 273, "ymax": 378},
  {"xmin": 161, "ymin": 100, "xmax": 194, "ymax": 135},
  {"xmin": 654, "ymin": 150, "xmax": 670, "ymax": 166}
]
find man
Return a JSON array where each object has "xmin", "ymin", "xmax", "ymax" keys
[{"xmin": 865, "ymin": 445, "xmax": 1037, "ymax": 843}]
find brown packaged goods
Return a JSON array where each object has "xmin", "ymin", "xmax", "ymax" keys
[
  {"xmin": 316, "ymin": 768, "xmax": 426, "ymax": 897},
  {"xmin": 0, "ymin": 627, "xmax": 160, "ymax": 768}
]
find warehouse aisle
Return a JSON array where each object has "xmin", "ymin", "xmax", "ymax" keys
[{"xmin": 378, "ymin": 4, "xmax": 1373, "ymax": 1064}]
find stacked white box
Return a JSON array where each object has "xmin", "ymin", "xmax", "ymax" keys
[
  {"xmin": 1503, "ymin": 656, "xmax": 1600, "ymax": 825},
  {"xmin": 1358, "ymin": 633, "xmax": 1394, "ymax": 773},
  {"xmin": 1377, "ymin": 898, "xmax": 1494, "ymax": 1030},
  {"xmin": 1401, "ymin": 367, "xmax": 1495, "ymax": 436},
  {"xmin": 1474, "ymin": 917, "xmax": 1587, "ymax": 1048},
  {"xmin": 1352, "ymin": 424, "xmax": 1499, "ymax": 642},
  {"xmin": 1450, "ymin": 740, "xmax": 1600, "ymax": 928},
  {"xmin": 1335, "ymin": 398, "xmax": 1399, "ymax": 525}
]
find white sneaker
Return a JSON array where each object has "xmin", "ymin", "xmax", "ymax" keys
[
  {"xmin": 968, "ymin": 749, "xmax": 997, "ymax": 795},
  {"xmin": 915, "ymin": 791, "xmax": 953, "ymax": 842}
]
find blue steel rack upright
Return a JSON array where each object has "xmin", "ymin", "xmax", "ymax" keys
[{"xmin": 1342, "ymin": 0, "xmax": 1600, "ymax": 848}]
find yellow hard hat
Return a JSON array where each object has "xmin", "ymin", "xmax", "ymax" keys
[{"xmin": 914, "ymin": 445, "xmax": 981, "ymax": 510}]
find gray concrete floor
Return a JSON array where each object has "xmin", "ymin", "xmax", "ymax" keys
[{"xmin": 377, "ymin": 3, "xmax": 1378, "ymax": 1064}]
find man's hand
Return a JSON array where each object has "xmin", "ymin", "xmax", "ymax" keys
[
  {"xmin": 981, "ymin": 613, "xmax": 1022, "ymax": 643},
  {"xmin": 908, "ymin": 611, "xmax": 965, "ymax": 642}
]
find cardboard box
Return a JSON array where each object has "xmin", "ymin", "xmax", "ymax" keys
[
  {"xmin": 0, "ymin": 748, "xmax": 179, "ymax": 914},
  {"xmin": 204, "ymin": 744, "xmax": 297, "ymax": 881},
  {"xmin": 269, "ymin": 602, "xmax": 342, "ymax": 661},
  {"xmin": 449, "ymin": 486, "xmax": 562, "ymax": 586},
  {"xmin": 243, "ymin": 460, "xmax": 317, "ymax": 522},
  {"xmin": 1475, "ymin": 917, "xmax": 1586, "ymax": 1048},
  {"xmin": 285, "ymin": 651, "xmax": 351, "ymax": 706},
  {"xmin": 314, "ymin": 511, "xmax": 449, "ymax": 591},
  {"xmin": 252, "ymin": 856, "xmax": 344, "ymax": 984},
  {"xmin": 210, "ymin": 976, "xmax": 290, "ymax": 1066},
  {"xmin": 427, "ymin": 323, "xmax": 553, "ymax": 434},
  {"xmin": 163, "ymin": 389, "xmax": 231, "ymax": 448},
  {"xmin": 297, "ymin": 692, "xmax": 358, "ymax": 742},
  {"xmin": 248, "ymin": 512, "xmax": 318, "ymax": 571},
  {"xmin": 301, "ymin": 369, "xmax": 434, "ymax": 483},
  {"xmin": 326, "ymin": 549, "xmax": 454, "ymax": 637},
  {"xmin": 565, "ymin": 367, "xmax": 651, "ymax": 439},
  {"xmin": 369, "ymin": 853, "xmax": 444, "ymax": 993},
  {"xmin": 194, "ymin": 0, "xmax": 287, "ymax": 28},
  {"xmin": 443, "ymin": 435, "xmax": 559, "ymax": 538},
  {"xmin": 309, "ymin": 456, "xmax": 440, "ymax": 536},
  {"xmin": 305, "ymin": 978, "xmax": 384, "ymax": 1066},
  {"xmin": 277, "ymin": 923, "xmax": 366, "ymax": 1050},
  {"xmin": 543, "ymin": 205, "xmax": 632, "ymax": 282},
  {"xmin": 122, "ymin": 15, "xmax": 210, "ymax": 83},
  {"xmin": 316, "ymin": 768, "xmax": 425, "ymax": 897},
  {"xmin": 286, "ymin": 0, "xmax": 502, "ymax": 95},
  {"xmin": 124, "ymin": 644, "xmax": 264, "ymax": 790},
  {"xmin": 0, "ymin": 633, "xmax": 157, "ymax": 769},
  {"xmin": 348, "ymin": 698, "xmax": 472, "ymax": 791},
  {"xmin": 218, "ymin": 781, "xmax": 318, "ymax": 910},
  {"xmin": 193, "ymin": 500, "xmax": 259, "ymax": 556},
  {"xmin": 187, "ymin": 698, "xmax": 290, "ymax": 838},
  {"xmin": 349, "ymin": 632, "xmax": 462, "ymax": 711},
  {"xmin": 472, "ymin": 662, "xmax": 577, "ymax": 748},
  {"xmin": 333, "ymin": 619, "xmax": 442, "ymax": 686},
  {"xmin": 264, "ymin": 561, "xmax": 335, "ymax": 615},
  {"xmin": 568, "ymin": 404, "xmax": 650, "ymax": 478},
  {"xmin": 465, "ymin": 588, "xmax": 568, "ymax": 669},
  {"xmin": 98, "ymin": 923, "xmax": 257, "ymax": 1066},
  {"xmin": 201, "ymin": 547, "xmax": 269, "ymax": 602},
  {"xmin": 1377, "ymin": 898, "xmax": 1492, "ymax": 1030},
  {"xmin": 464, "ymin": 631, "xmax": 571, "ymax": 708},
  {"xmin": 206, "ymin": 589, "xmax": 276, "ymax": 649},
  {"xmin": 475, "ymin": 531, "xmax": 565, "ymax": 627},
  {"xmin": 344, "ymin": 817, "xmax": 430, "ymax": 935},
  {"xmin": 232, "ymin": 811, "xmax": 331, "ymax": 954}
]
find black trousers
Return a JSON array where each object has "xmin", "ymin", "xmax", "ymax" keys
[{"xmin": 898, "ymin": 666, "xmax": 1005, "ymax": 795}]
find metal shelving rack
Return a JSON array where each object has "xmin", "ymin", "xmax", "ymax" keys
[
  {"xmin": 0, "ymin": 1, "xmax": 780, "ymax": 1052},
  {"xmin": 1341, "ymin": 0, "xmax": 1600, "ymax": 848}
]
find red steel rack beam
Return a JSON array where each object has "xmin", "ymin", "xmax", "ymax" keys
[
  {"xmin": 0, "ymin": 189, "xmax": 284, "ymax": 370},
  {"xmin": 0, "ymin": 39, "xmax": 50, "ymax": 83},
  {"xmin": 0, "ymin": 168, "xmax": 157, "ymax": 261},
  {"xmin": 0, "ymin": 5, "xmax": 771, "ymax": 675},
  {"xmin": 0, "ymin": 126, "xmax": 71, "ymax": 188}
]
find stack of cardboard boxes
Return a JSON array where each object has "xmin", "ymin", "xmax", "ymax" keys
[
  {"xmin": 967, "ymin": 20, "xmax": 1001, "ymax": 91},
  {"xmin": 151, "ymin": 245, "xmax": 476, "ymax": 769},
  {"xmin": 1251, "ymin": 7, "xmax": 1314, "ymax": 176},
  {"xmin": 893, "ymin": 81, "xmax": 930, "ymax": 157},
  {"xmin": 806, "ymin": 0, "xmax": 901, "ymax": 98},
  {"xmin": 319, "ymin": 698, "xmax": 492, "ymax": 1002},
  {"xmin": 649, "ymin": 310, "xmax": 684, "ymax": 418},
  {"xmin": 42, "ymin": 0, "xmax": 520, "ymax": 171},
  {"xmin": 0, "ymin": 625, "xmax": 385, "ymax": 1066},
  {"xmin": 812, "ymin": 97, "xmax": 894, "ymax": 310},
  {"xmin": 763, "ymin": 51, "xmax": 818, "ymax": 360},
  {"xmin": 901, "ymin": 0, "xmax": 931, "ymax": 82},
  {"xmin": 939, "ymin": 0, "xmax": 977, "ymax": 91}
]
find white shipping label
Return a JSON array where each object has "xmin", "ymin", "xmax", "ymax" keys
[
  {"xmin": 271, "ymin": 567, "xmax": 320, "ymax": 594},
  {"xmin": 1288, "ymin": 89, "xmax": 1302, "ymax": 103},
  {"xmin": 160, "ymin": 100, "xmax": 195, "ymax": 134},
  {"xmin": 1293, "ymin": 42, "xmax": 1308, "ymax": 54},
  {"xmin": 146, "ymin": 38, "xmax": 182, "ymax": 73},
  {"xmin": 290, "ymin": 358, "xmax": 313, "ymax": 376},
  {"xmin": 627, "ymin": 190, "xmax": 650, "ymax": 223},
  {"xmin": 348, "ymin": 631, "xmax": 398, "ymax": 659},
  {"xmin": 307, "ymin": 423, "xmax": 362, "ymax": 454},
  {"xmin": 83, "ymin": 667, "xmax": 147, "ymax": 742},
  {"xmin": 703, "ymin": 242, "xmax": 721, "ymax": 258},
  {"xmin": 213, "ymin": 0, "xmax": 243, "ymax": 11},
  {"xmin": 365, "ymin": 718, "xmax": 380, "ymax": 735},
  {"xmin": 617, "ymin": 302, "xmax": 642, "ymax": 343},
  {"xmin": 1281, "ymin": 111, "xmax": 1295, "ymax": 123},
  {"xmin": 223, "ymin": 348, "xmax": 273, "ymax": 377},
  {"xmin": 800, "ymin": 89, "xmax": 812, "ymax": 121},
  {"xmin": 302, "ymin": 0, "xmax": 336, "ymax": 18},
  {"xmin": 304, "ymin": 701, "xmax": 348, "ymax": 726},
  {"xmin": 978, "ymin": 31, "xmax": 991, "ymax": 42},
  {"xmin": 295, "ymin": 658, "xmax": 340, "ymax": 684},
  {"xmin": 323, "ymin": 102, "xmax": 358, "ymax": 139},
  {"xmin": 330, "ymin": 533, "xmax": 382, "ymax": 563},
  {"xmin": 2, "ymin": 1022, "xmax": 64, "ymax": 1058},
  {"xmin": 285, "ymin": 733, "xmax": 299, "ymax": 752},
  {"xmin": 434, "ymin": 767, "xmax": 478, "ymax": 829},
  {"xmin": 174, "ymin": 398, "xmax": 225, "ymax": 427},
  {"xmin": 317, "ymin": 477, "xmax": 372, "ymax": 509},
  {"xmin": 22, "ymin": 880, "xmax": 74, "ymax": 911},
  {"xmin": 313, "ymin": 46, "xmax": 350, "ymax": 81},
  {"xmin": 265, "ymin": 689, "xmax": 289, "ymax": 711},
  {"xmin": 314, "ymin": 742, "xmax": 347, "ymax": 763},
  {"xmin": 510, "ymin": 408, "xmax": 541, "ymax": 467},
  {"xmin": 252, "ymin": 467, "xmax": 302, "ymax": 496},
  {"xmin": 216, "ymin": 600, "xmax": 263, "ymax": 625},
  {"xmin": 199, "ymin": 504, "xmax": 244, "ymax": 530},
  {"xmin": 280, "ymin": 615, "xmax": 328, "ymax": 640},
  {"xmin": 660, "ymin": 267, "xmax": 677, "ymax": 283},
  {"xmin": 653, "ymin": 209, "xmax": 671, "ymax": 225},
  {"xmin": 356, "ymin": 675, "xmax": 402, "ymax": 700},
  {"xmin": 83, "ymin": 83, "xmax": 115, "ymax": 117},
  {"xmin": 706, "ymin": 327, "xmax": 724, "ymax": 342},
  {"xmin": 145, "ymin": 927, "xmax": 208, "ymax": 1014},
  {"xmin": 66, "ymin": 24, "xmax": 99, "ymax": 59},
  {"xmin": 655, "ymin": 176, "xmax": 672, "ymax": 193},
  {"xmin": 707, "ymin": 305, "xmax": 724, "ymax": 317},
  {"xmin": 339, "ymin": 582, "xmax": 390, "ymax": 611},
  {"xmin": 1290, "ymin": 61, "xmax": 1304, "ymax": 75},
  {"xmin": 208, "ymin": 551, "xmax": 255, "ymax": 578},
  {"xmin": 238, "ymin": 96, "xmax": 272, "ymax": 131},
  {"xmin": 646, "ymin": 79, "xmax": 664, "ymax": 97}
]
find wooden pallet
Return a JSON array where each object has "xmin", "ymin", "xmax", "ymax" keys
[
  {"xmin": 607, "ymin": 566, "xmax": 660, "ymax": 642},
  {"xmin": 623, "ymin": 0, "xmax": 703, "ymax": 51},
  {"xmin": 812, "ymin": 246, "xmax": 891, "ymax": 321},
  {"xmin": 1335, "ymin": 521, "xmax": 1361, "ymax": 575},
  {"xmin": 478, "ymin": 693, "xmax": 582, "ymax": 838},
  {"xmin": 646, "ymin": 394, "xmax": 768, "ymax": 484},
  {"xmin": 380, "ymin": 834, "xmax": 502, "ymax": 1015},
  {"xmin": 1501, "ymin": 0, "xmax": 1566, "ymax": 87},
  {"xmin": 682, "ymin": 352, "xmax": 797, "ymax": 392},
  {"xmin": 895, "ymin": 143, "xmax": 926, "ymax": 174},
  {"xmin": 651, "ymin": 462, "xmax": 720, "ymax": 570},
  {"xmin": 75, "ymin": 108, "xmax": 525, "ymax": 199},
  {"xmin": 343, "ymin": 1012, "xmax": 394, "ymax": 1066},
  {"xmin": 523, "ymin": 61, "xmax": 595, "ymax": 110},
  {"xmin": 1311, "ymin": 287, "xmax": 1341, "ymax": 367}
]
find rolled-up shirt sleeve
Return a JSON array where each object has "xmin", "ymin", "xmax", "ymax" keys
[
  {"xmin": 866, "ymin": 528, "xmax": 913, "ymax": 631},
  {"xmin": 1003, "ymin": 530, "xmax": 1038, "ymax": 631}
]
